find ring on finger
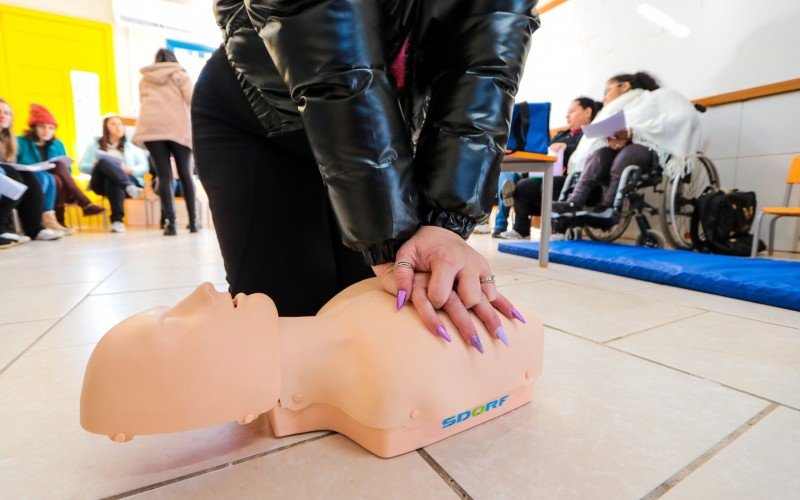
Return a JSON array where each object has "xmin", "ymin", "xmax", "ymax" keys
[
  {"xmin": 479, "ymin": 274, "xmax": 496, "ymax": 284},
  {"xmin": 394, "ymin": 260, "xmax": 414, "ymax": 271}
]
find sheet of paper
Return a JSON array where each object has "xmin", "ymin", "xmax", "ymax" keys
[
  {"xmin": 553, "ymin": 148, "xmax": 564, "ymax": 171},
  {"xmin": 0, "ymin": 161, "xmax": 55, "ymax": 172},
  {"xmin": 47, "ymin": 155, "xmax": 74, "ymax": 166},
  {"xmin": 581, "ymin": 110, "xmax": 627, "ymax": 139},
  {"xmin": 0, "ymin": 172, "xmax": 28, "ymax": 200},
  {"xmin": 95, "ymin": 150, "xmax": 123, "ymax": 168}
]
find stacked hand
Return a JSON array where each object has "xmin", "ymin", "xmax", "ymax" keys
[{"xmin": 372, "ymin": 226, "xmax": 525, "ymax": 353}]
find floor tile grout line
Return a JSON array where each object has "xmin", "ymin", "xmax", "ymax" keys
[
  {"xmin": 89, "ymin": 283, "xmax": 229, "ymax": 297},
  {"xmin": 103, "ymin": 432, "xmax": 334, "ymax": 500},
  {"xmin": 600, "ymin": 310, "xmax": 710, "ymax": 344},
  {"xmin": 0, "ymin": 261, "xmax": 127, "ymax": 376},
  {"xmin": 641, "ymin": 403, "xmax": 779, "ymax": 499},
  {"xmin": 548, "ymin": 326, "xmax": 800, "ymax": 413},
  {"xmin": 417, "ymin": 449, "xmax": 472, "ymax": 499},
  {"xmin": 0, "ymin": 317, "xmax": 60, "ymax": 328}
]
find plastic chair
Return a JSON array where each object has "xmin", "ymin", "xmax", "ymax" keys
[{"xmin": 751, "ymin": 155, "xmax": 800, "ymax": 256}]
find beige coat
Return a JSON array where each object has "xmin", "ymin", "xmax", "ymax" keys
[{"xmin": 132, "ymin": 63, "xmax": 193, "ymax": 150}]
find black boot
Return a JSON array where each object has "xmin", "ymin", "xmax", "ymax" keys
[
  {"xmin": 187, "ymin": 218, "xmax": 199, "ymax": 233},
  {"xmin": 163, "ymin": 219, "xmax": 177, "ymax": 236}
]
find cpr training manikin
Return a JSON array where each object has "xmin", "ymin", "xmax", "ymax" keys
[{"xmin": 80, "ymin": 278, "xmax": 543, "ymax": 458}]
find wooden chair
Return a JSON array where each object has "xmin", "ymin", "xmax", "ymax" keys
[{"xmin": 751, "ymin": 155, "xmax": 800, "ymax": 256}]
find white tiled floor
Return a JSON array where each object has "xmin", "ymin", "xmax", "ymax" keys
[{"xmin": 1, "ymin": 229, "xmax": 798, "ymax": 499}]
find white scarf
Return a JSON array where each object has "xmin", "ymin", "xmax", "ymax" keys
[{"xmin": 567, "ymin": 88, "xmax": 703, "ymax": 179}]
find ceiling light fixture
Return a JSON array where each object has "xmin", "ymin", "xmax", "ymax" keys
[{"xmin": 636, "ymin": 3, "xmax": 690, "ymax": 37}]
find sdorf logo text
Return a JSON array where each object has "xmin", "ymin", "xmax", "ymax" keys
[{"xmin": 441, "ymin": 395, "xmax": 509, "ymax": 429}]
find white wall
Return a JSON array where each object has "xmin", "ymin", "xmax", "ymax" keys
[{"xmin": 700, "ymin": 94, "xmax": 800, "ymax": 252}]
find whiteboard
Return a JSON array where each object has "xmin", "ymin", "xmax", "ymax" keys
[{"xmin": 517, "ymin": 0, "xmax": 800, "ymax": 127}]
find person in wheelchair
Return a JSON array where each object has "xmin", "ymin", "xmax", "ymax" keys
[{"xmin": 552, "ymin": 71, "xmax": 701, "ymax": 221}]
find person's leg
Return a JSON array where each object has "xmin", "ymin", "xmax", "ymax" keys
[
  {"xmin": 34, "ymin": 171, "xmax": 56, "ymax": 211},
  {"xmin": 0, "ymin": 167, "xmax": 16, "ymax": 229},
  {"xmin": 567, "ymin": 147, "xmax": 617, "ymax": 207},
  {"xmin": 603, "ymin": 143, "xmax": 653, "ymax": 207},
  {"xmin": 193, "ymin": 48, "xmax": 363, "ymax": 316},
  {"xmin": 511, "ymin": 177, "xmax": 543, "ymax": 237},
  {"xmin": 493, "ymin": 172, "xmax": 519, "ymax": 233},
  {"xmin": 50, "ymin": 162, "xmax": 92, "ymax": 207},
  {"xmin": 52, "ymin": 172, "xmax": 67, "ymax": 224},
  {"xmin": 103, "ymin": 177, "xmax": 126, "ymax": 223},
  {"xmin": 145, "ymin": 141, "xmax": 176, "ymax": 223},
  {"xmin": 167, "ymin": 141, "xmax": 197, "ymax": 227},
  {"xmin": 14, "ymin": 171, "xmax": 46, "ymax": 238}
]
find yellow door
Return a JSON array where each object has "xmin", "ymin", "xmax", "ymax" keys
[{"xmin": 0, "ymin": 5, "xmax": 117, "ymax": 162}]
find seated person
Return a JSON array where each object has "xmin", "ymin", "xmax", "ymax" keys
[
  {"xmin": 552, "ymin": 72, "xmax": 701, "ymax": 217},
  {"xmin": 78, "ymin": 114, "xmax": 147, "ymax": 233},
  {"xmin": 17, "ymin": 104, "xmax": 105, "ymax": 233},
  {"xmin": 498, "ymin": 97, "xmax": 601, "ymax": 240},
  {"xmin": 0, "ymin": 98, "xmax": 62, "ymax": 243},
  {"xmin": 80, "ymin": 278, "xmax": 543, "ymax": 458}
]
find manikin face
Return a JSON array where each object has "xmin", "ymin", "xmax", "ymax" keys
[
  {"xmin": 105, "ymin": 117, "xmax": 125, "ymax": 143},
  {"xmin": 142, "ymin": 283, "xmax": 271, "ymax": 337},
  {"xmin": 565, "ymin": 100, "xmax": 593, "ymax": 131},
  {"xmin": 0, "ymin": 103, "xmax": 11, "ymax": 130},
  {"xmin": 35, "ymin": 123, "xmax": 56, "ymax": 142}
]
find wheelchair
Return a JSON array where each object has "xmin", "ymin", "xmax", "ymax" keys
[{"xmin": 552, "ymin": 151, "xmax": 720, "ymax": 249}]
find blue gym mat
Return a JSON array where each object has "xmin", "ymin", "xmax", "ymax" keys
[{"xmin": 498, "ymin": 241, "xmax": 800, "ymax": 311}]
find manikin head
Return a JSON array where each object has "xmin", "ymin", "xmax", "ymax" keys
[{"xmin": 80, "ymin": 283, "xmax": 282, "ymax": 441}]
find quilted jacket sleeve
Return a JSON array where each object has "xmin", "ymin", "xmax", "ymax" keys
[
  {"xmin": 245, "ymin": 0, "xmax": 420, "ymax": 266},
  {"xmin": 412, "ymin": 0, "xmax": 539, "ymax": 237}
]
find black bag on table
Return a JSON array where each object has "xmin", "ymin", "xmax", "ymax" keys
[{"xmin": 690, "ymin": 189, "xmax": 765, "ymax": 256}]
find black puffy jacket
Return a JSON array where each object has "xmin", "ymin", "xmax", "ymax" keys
[{"xmin": 214, "ymin": 0, "xmax": 539, "ymax": 265}]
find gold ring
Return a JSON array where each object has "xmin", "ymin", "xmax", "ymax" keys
[
  {"xmin": 394, "ymin": 260, "xmax": 413, "ymax": 270},
  {"xmin": 479, "ymin": 274, "xmax": 496, "ymax": 284}
]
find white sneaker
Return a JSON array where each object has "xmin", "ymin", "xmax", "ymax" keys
[
  {"xmin": 550, "ymin": 233, "xmax": 566, "ymax": 241},
  {"xmin": 35, "ymin": 228, "xmax": 64, "ymax": 240},
  {"xmin": 125, "ymin": 185, "xmax": 144, "ymax": 199},
  {"xmin": 473, "ymin": 223, "xmax": 491, "ymax": 234},
  {"xmin": 498, "ymin": 229, "xmax": 524, "ymax": 240},
  {"xmin": 1, "ymin": 232, "xmax": 31, "ymax": 244},
  {"xmin": 110, "ymin": 221, "xmax": 127, "ymax": 233}
]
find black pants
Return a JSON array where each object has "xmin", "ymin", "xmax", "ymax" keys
[
  {"xmin": 0, "ymin": 166, "xmax": 44, "ymax": 237},
  {"xmin": 145, "ymin": 140, "xmax": 195, "ymax": 223},
  {"xmin": 191, "ymin": 48, "xmax": 372, "ymax": 316},
  {"xmin": 512, "ymin": 175, "xmax": 566, "ymax": 237},
  {"xmin": 89, "ymin": 159, "xmax": 137, "ymax": 223},
  {"xmin": 569, "ymin": 144, "xmax": 653, "ymax": 207}
]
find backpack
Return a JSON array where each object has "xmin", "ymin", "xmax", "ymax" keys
[
  {"xmin": 690, "ymin": 189, "xmax": 765, "ymax": 256},
  {"xmin": 506, "ymin": 102, "xmax": 551, "ymax": 154}
]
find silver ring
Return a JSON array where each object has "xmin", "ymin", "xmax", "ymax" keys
[
  {"xmin": 479, "ymin": 274, "xmax": 496, "ymax": 284},
  {"xmin": 394, "ymin": 260, "xmax": 413, "ymax": 270}
]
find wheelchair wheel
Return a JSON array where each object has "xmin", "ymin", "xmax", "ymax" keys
[
  {"xmin": 636, "ymin": 229, "xmax": 665, "ymax": 248},
  {"xmin": 584, "ymin": 197, "xmax": 634, "ymax": 242},
  {"xmin": 660, "ymin": 155, "xmax": 720, "ymax": 249}
]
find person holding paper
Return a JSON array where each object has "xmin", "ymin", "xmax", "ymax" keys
[
  {"xmin": 17, "ymin": 104, "xmax": 105, "ymax": 232},
  {"xmin": 79, "ymin": 114, "xmax": 148, "ymax": 233},
  {"xmin": 552, "ymin": 72, "xmax": 701, "ymax": 217},
  {"xmin": 498, "ymin": 97, "xmax": 601, "ymax": 240},
  {"xmin": 0, "ymin": 99, "xmax": 63, "ymax": 242}
]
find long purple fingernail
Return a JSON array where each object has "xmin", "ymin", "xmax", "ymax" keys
[
  {"xmin": 470, "ymin": 334, "xmax": 484, "ymax": 354},
  {"xmin": 396, "ymin": 290, "xmax": 407, "ymax": 310},
  {"xmin": 495, "ymin": 327, "xmax": 510, "ymax": 347},
  {"xmin": 436, "ymin": 326, "xmax": 452, "ymax": 342},
  {"xmin": 511, "ymin": 308, "xmax": 526, "ymax": 324}
]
